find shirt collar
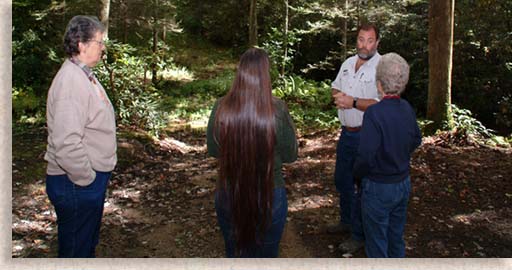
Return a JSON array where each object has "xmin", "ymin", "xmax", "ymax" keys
[{"xmin": 69, "ymin": 57, "xmax": 95, "ymax": 81}]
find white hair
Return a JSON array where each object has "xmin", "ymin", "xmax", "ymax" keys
[{"xmin": 376, "ymin": 53, "xmax": 410, "ymax": 95}]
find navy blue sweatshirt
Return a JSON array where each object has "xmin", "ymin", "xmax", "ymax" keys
[{"xmin": 353, "ymin": 97, "xmax": 422, "ymax": 183}]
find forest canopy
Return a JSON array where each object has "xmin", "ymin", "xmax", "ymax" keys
[{"xmin": 12, "ymin": 0, "xmax": 512, "ymax": 137}]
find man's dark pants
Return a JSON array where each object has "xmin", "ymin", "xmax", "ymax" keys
[{"xmin": 334, "ymin": 128, "xmax": 364, "ymax": 241}]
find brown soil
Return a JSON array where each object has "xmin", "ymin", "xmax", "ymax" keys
[{"xmin": 11, "ymin": 127, "xmax": 512, "ymax": 257}]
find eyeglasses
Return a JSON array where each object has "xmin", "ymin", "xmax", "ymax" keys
[{"xmin": 88, "ymin": 39, "xmax": 105, "ymax": 46}]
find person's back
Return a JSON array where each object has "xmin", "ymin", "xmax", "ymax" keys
[
  {"xmin": 354, "ymin": 97, "xmax": 421, "ymax": 182},
  {"xmin": 353, "ymin": 53, "xmax": 421, "ymax": 258},
  {"xmin": 206, "ymin": 48, "xmax": 297, "ymax": 257}
]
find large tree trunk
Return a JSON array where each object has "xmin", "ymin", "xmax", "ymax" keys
[
  {"xmin": 427, "ymin": 0, "xmax": 455, "ymax": 131},
  {"xmin": 249, "ymin": 0, "xmax": 258, "ymax": 47},
  {"xmin": 99, "ymin": 0, "xmax": 110, "ymax": 39}
]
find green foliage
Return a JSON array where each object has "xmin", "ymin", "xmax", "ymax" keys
[
  {"xmin": 417, "ymin": 118, "xmax": 434, "ymax": 136},
  {"xmin": 496, "ymin": 95, "xmax": 512, "ymax": 131},
  {"xmin": 161, "ymin": 71, "xmax": 234, "ymax": 122},
  {"xmin": 175, "ymin": 0, "xmax": 249, "ymax": 46},
  {"xmin": 96, "ymin": 41, "xmax": 168, "ymax": 137},
  {"xmin": 449, "ymin": 104, "xmax": 494, "ymax": 139},
  {"xmin": 142, "ymin": 39, "xmax": 178, "ymax": 83},
  {"xmin": 451, "ymin": 0, "xmax": 512, "ymax": 133},
  {"xmin": 12, "ymin": 0, "xmax": 512, "ymax": 137},
  {"xmin": 262, "ymin": 27, "xmax": 301, "ymax": 75},
  {"xmin": 273, "ymin": 75, "xmax": 338, "ymax": 129},
  {"xmin": 12, "ymin": 0, "xmax": 100, "ymax": 121}
]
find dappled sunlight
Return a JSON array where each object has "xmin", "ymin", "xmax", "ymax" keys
[
  {"xmin": 451, "ymin": 209, "xmax": 512, "ymax": 240},
  {"xmin": 159, "ymin": 66, "xmax": 195, "ymax": 82},
  {"xmin": 188, "ymin": 119, "xmax": 208, "ymax": 130},
  {"xmin": 288, "ymin": 194, "xmax": 335, "ymax": 212},
  {"xmin": 291, "ymin": 181, "xmax": 322, "ymax": 190},
  {"xmin": 156, "ymin": 137, "xmax": 206, "ymax": 154},
  {"xmin": 103, "ymin": 198, "xmax": 152, "ymax": 227},
  {"xmin": 110, "ymin": 189, "xmax": 142, "ymax": 204}
]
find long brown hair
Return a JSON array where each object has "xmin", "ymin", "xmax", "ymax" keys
[{"xmin": 214, "ymin": 48, "xmax": 275, "ymax": 253}]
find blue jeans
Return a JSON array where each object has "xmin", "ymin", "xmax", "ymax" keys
[
  {"xmin": 46, "ymin": 171, "xmax": 111, "ymax": 258},
  {"xmin": 215, "ymin": 187, "xmax": 288, "ymax": 258},
  {"xmin": 361, "ymin": 176, "xmax": 411, "ymax": 258},
  {"xmin": 334, "ymin": 129, "xmax": 364, "ymax": 241}
]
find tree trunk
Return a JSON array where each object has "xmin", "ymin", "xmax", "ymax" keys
[
  {"xmin": 99, "ymin": 0, "xmax": 110, "ymax": 39},
  {"xmin": 122, "ymin": 0, "xmax": 128, "ymax": 43},
  {"xmin": 249, "ymin": 0, "xmax": 258, "ymax": 47},
  {"xmin": 342, "ymin": 0, "xmax": 348, "ymax": 60},
  {"xmin": 427, "ymin": 0, "xmax": 455, "ymax": 131},
  {"xmin": 281, "ymin": 0, "xmax": 289, "ymax": 76},
  {"xmin": 152, "ymin": 0, "xmax": 159, "ymax": 85},
  {"xmin": 152, "ymin": 23, "xmax": 158, "ymax": 84},
  {"xmin": 356, "ymin": 0, "xmax": 361, "ymax": 26}
]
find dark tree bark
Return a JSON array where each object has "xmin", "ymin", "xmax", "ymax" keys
[
  {"xmin": 121, "ymin": 0, "xmax": 128, "ymax": 43},
  {"xmin": 427, "ymin": 0, "xmax": 455, "ymax": 131},
  {"xmin": 249, "ymin": 0, "xmax": 258, "ymax": 47}
]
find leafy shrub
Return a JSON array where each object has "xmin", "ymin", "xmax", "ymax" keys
[
  {"xmin": 262, "ymin": 27, "xmax": 301, "ymax": 76},
  {"xmin": 160, "ymin": 71, "xmax": 233, "ymax": 123},
  {"xmin": 273, "ymin": 75, "xmax": 338, "ymax": 130},
  {"xmin": 496, "ymin": 95, "xmax": 512, "ymax": 132},
  {"xmin": 447, "ymin": 104, "xmax": 494, "ymax": 141},
  {"xmin": 95, "ymin": 41, "xmax": 168, "ymax": 137}
]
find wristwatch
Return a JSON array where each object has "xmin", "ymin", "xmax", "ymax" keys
[{"xmin": 353, "ymin": 97, "xmax": 359, "ymax": 109}]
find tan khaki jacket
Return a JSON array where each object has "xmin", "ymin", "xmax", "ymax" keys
[{"xmin": 45, "ymin": 59, "xmax": 117, "ymax": 186}]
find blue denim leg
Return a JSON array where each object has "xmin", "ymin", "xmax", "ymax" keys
[
  {"xmin": 334, "ymin": 129, "xmax": 363, "ymax": 240},
  {"xmin": 46, "ymin": 172, "xmax": 111, "ymax": 258},
  {"xmin": 215, "ymin": 190, "xmax": 236, "ymax": 257},
  {"xmin": 361, "ymin": 177, "xmax": 411, "ymax": 258},
  {"xmin": 215, "ymin": 187, "xmax": 288, "ymax": 258},
  {"xmin": 351, "ymin": 187, "xmax": 364, "ymax": 241}
]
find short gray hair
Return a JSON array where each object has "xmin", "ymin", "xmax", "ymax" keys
[
  {"xmin": 63, "ymin": 15, "xmax": 105, "ymax": 57},
  {"xmin": 376, "ymin": 53, "xmax": 410, "ymax": 95}
]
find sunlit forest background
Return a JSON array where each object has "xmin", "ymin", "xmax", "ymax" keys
[
  {"xmin": 12, "ymin": 0, "xmax": 512, "ymax": 258},
  {"xmin": 13, "ymin": 0, "xmax": 512, "ymax": 138}
]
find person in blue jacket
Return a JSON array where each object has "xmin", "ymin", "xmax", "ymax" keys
[{"xmin": 353, "ymin": 52, "xmax": 422, "ymax": 258}]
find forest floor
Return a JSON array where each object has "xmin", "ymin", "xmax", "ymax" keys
[{"xmin": 11, "ymin": 124, "xmax": 512, "ymax": 258}]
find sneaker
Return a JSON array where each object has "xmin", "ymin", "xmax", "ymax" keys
[
  {"xmin": 326, "ymin": 222, "xmax": 351, "ymax": 234},
  {"xmin": 338, "ymin": 238, "xmax": 364, "ymax": 253}
]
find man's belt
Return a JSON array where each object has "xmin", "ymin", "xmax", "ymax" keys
[{"xmin": 344, "ymin": 126, "xmax": 362, "ymax": 132}]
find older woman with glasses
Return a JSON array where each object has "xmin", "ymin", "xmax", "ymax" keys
[
  {"xmin": 44, "ymin": 15, "xmax": 116, "ymax": 258},
  {"xmin": 353, "ymin": 53, "xmax": 422, "ymax": 258}
]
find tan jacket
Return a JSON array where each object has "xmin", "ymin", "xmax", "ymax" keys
[{"xmin": 45, "ymin": 59, "xmax": 117, "ymax": 186}]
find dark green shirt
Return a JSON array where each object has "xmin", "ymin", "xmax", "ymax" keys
[{"xmin": 206, "ymin": 97, "xmax": 298, "ymax": 188}]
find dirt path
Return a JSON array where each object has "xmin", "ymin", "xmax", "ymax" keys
[{"xmin": 11, "ymin": 127, "xmax": 512, "ymax": 257}]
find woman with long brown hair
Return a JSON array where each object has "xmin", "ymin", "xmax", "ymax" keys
[{"xmin": 206, "ymin": 48, "xmax": 298, "ymax": 257}]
